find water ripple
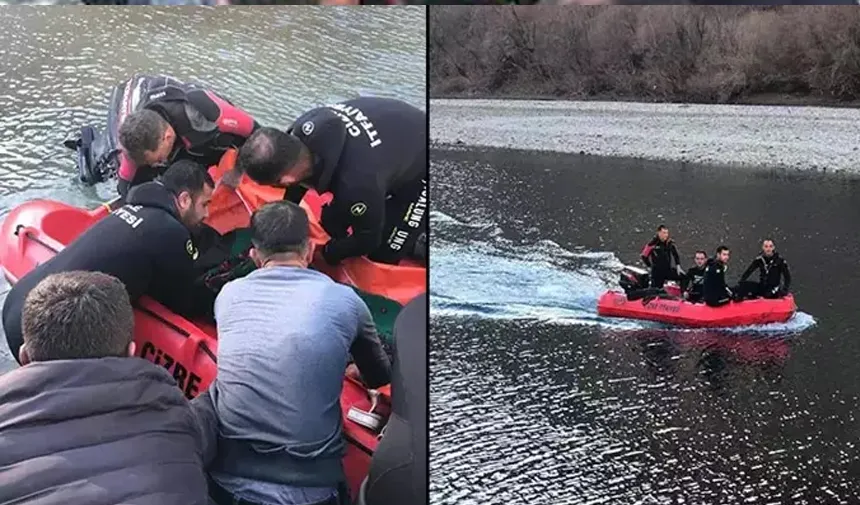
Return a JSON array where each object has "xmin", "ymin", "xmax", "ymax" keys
[{"xmin": 0, "ymin": 6, "xmax": 425, "ymax": 368}]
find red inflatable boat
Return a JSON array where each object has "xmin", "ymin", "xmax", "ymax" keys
[
  {"xmin": 597, "ymin": 290, "xmax": 797, "ymax": 328},
  {"xmin": 0, "ymin": 151, "xmax": 426, "ymax": 499}
]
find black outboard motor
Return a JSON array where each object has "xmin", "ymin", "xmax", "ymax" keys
[
  {"xmin": 63, "ymin": 81, "xmax": 126, "ymax": 185},
  {"xmin": 619, "ymin": 265, "xmax": 650, "ymax": 294}
]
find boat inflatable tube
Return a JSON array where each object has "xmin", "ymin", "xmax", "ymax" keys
[{"xmin": 598, "ymin": 265, "xmax": 796, "ymax": 328}]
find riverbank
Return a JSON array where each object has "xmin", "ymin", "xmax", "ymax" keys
[{"xmin": 429, "ymin": 99, "xmax": 860, "ymax": 173}]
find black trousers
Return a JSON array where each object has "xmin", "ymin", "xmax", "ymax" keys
[
  {"xmin": 650, "ymin": 267, "xmax": 682, "ymax": 288},
  {"xmin": 735, "ymin": 281, "xmax": 785, "ymax": 300},
  {"xmin": 686, "ymin": 291, "xmax": 704, "ymax": 304},
  {"xmin": 705, "ymin": 295, "xmax": 731, "ymax": 307},
  {"xmin": 369, "ymin": 178, "xmax": 427, "ymax": 265}
]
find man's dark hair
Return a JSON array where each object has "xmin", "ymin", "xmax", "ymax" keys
[
  {"xmin": 657, "ymin": 225, "xmax": 668, "ymax": 232},
  {"xmin": 237, "ymin": 127, "xmax": 306, "ymax": 185},
  {"xmin": 159, "ymin": 159, "xmax": 214, "ymax": 198},
  {"xmin": 716, "ymin": 245, "xmax": 730, "ymax": 254},
  {"xmin": 762, "ymin": 238, "xmax": 775, "ymax": 245},
  {"xmin": 119, "ymin": 109, "xmax": 170, "ymax": 166},
  {"xmin": 250, "ymin": 201, "xmax": 310, "ymax": 258},
  {"xmin": 22, "ymin": 271, "xmax": 134, "ymax": 362},
  {"xmin": 695, "ymin": 250, "xmax": 707, "ymax": 257}
]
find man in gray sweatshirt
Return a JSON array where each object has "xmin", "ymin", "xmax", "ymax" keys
[{"xmin": 196, "ymin": 200, "xmax": 392, "ymax": 505}]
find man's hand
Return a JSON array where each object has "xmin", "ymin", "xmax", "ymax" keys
[
  {"xmin": 345, "ymin": 363, "xmax": 362, "ymax": 381},
  {"xmin": 676, "ymin": 265, "xmax": 685, "ymax": 276}
]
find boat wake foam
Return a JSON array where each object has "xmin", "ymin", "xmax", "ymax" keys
[{"xmin": 430, "ymin": 211, "xmax": 816, "ymax": 334}]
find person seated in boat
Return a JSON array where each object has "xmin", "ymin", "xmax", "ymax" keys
[
  {"xmin": 233, "ymin": 97, "xmax": 427, "ymax": 266},
  {"xmin": 640, "ymin": 225, "xmax": 684, "ymax": 288},
  {"xmin": 359, "ymin": 293, "xmax": 427, "ymax": 505},
  {"xmin": 2, "ymin": 160, "xmax": 217, "ymax": 363},
  {"xmin": 116, "ymin": 74, "xmax": 260, "ymax": 197},
  {"xmin": 680, "ymin": 250, "xmax": 708, "ymax": 303},
  {"xmin": 702, "ymin": 245, "xmax": 735, "ymax": 307},
  {"xmin": 0, "ymin": 271, "xmax": 212, "ymax": 505},
  {"xmin": 735, "ymin": 239, "xmax": 792, "ymax": 300},
  {"xmin": 191, "ymin": 200, "xmax": 391, "ymax": 505}
]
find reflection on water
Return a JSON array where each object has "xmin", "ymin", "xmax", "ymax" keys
[
  {"xmin": 430, "ymin": 147, "xmax": 860, "ymax": 504},
  {"xmin": 0, "ymin": 6, "xmax": 425, "ymax": 368}
]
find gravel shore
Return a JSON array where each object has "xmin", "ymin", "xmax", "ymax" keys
[{"xmin": 430, "ymin": 99, "xmax": 860, "ymax": 173}]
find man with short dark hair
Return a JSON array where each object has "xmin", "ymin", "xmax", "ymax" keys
[
  {"xmin": 19, "ymin": 271, "xmax": 134, "ymax": 361},
  {"xmin": 116, "ymin": 74, "xmax": 259, "ymax": 197},
  {"xmin": 194, "ymin": 200, "xmax": 391, "ymax": 505},
  {"xmin": 641, "ymin": 225, "xmax": 683, "ymax": 288},
  {"xmin": 736, "ymin": 239, "xmax": 792, "ymax": 300},
  {"xmin": 703, "ymin": 245, "xmax": 734, "ymax": 307},
  {"xmin": 0, "ymin": 271, "xmax": 211, "ymax": 505},
  {"xmin": 680, "ymin": 250, "xmax": 708, "ymax": 303},
  {"xmin": 2, "ymin": 159, "xmax": 217, "ymax": 363},
  {"xmin": 235, "ymin": 97, "xmax": 426, "ymax": 266}
]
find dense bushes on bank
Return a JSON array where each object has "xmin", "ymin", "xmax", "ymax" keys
[{"xmin": 429, "ymin": 6, "xmax": 860, "ymax": 104}]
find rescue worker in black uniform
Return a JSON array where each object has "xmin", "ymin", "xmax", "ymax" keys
[
  {"xmin": 358, "ymin": 293, "xmax": 427, "ymax": 505},
  {"xmin": 2, "ymin": 160, "xmax": 216, "ymax": 364},
  {"xmin": 234, "ymin": 97, "xmax": 427, "ymax": 266},
  {"xmin": 702, "ymin": 245, "xmax": 734, "ymax": 307},
  {"xmin": 116, "ymin": 74, "xmax": 260, "ymax": 197},
  {"xmin": 680, "ymin": 250, "xmax": 708, "ymax": 304},
  {"xmin": 735, "ymin": 239, "xmax": 792, "ymax": 300},
  {"xmin": 640, "ymin": 225, "xmax": 683, "ymax": 288}
]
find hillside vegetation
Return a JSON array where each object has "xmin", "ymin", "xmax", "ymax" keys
[{"xmin": 430, "ymin": 6, "xmax": 860, "ymax": 105}]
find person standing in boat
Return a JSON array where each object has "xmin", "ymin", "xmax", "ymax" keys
[
  {"xmin": 680, "ymin": 250, "xmax": 708, "ymax": 303},
  {"xmin": 735, "ymin": 239, "xmax": 792, "ymax": 300},
  {"xmin": 2, "ymin": 160, "xmax": 217, "ymax": 363},
  {"xmin": 640, "ymin": 225, "xmax": 684, "ymax": 288},
  {"xmin": 192, "ymin": 200, "xmax": 391, "ymax": 505},
  {"xmin": 0, "ymin": 271, "xmax": 212, "ymax": 505},
  {"xmin": 360, "ymin": 293, "xmax": 427, "ymax": 505},
  {"xmin": 233, "ymin": 97, "xmax": 427, "ymax": 266},
  {"xmin": 702, "ymin": 245, "xmax": 735, "ymax": 307},
  {"xmin": 116, "ymin": 74, "xmax": 260, "ymax": 197}
]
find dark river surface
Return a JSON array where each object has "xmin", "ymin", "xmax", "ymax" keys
[
  {"xmin": 430, "ymin": 146, "xmax": 860, "ymax": 504},
  {"xmin": 0, "ymin": 6, "xmax": 426, "ymax": 369}
]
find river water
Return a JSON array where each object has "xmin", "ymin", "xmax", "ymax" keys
[
  {"xmin": 429, "ymin": 147, "xmax": 860, "ymax": 504},
  {"xmin": 0, "ymin": 6, "xmax": 426, "ymax": 369}
]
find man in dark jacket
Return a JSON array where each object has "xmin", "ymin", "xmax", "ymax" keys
[
  {"xmin": 0, "ymin": 271, "xmax": 211, "ymax": 505},
  {"xmin": 116, "ymin": 74, "xmax": 259, "ymax": 197},
  {"xmin": 360, "ymin": 293, "xmax": 427, "ymax": 505},
  {"xmin": 2, "ymin": 159, "xmax": 216, "ymax": 363},
  {"xmin": 680, "ymin": 250, "xmax": 708, "ymax": 303},
  {"xmin": 736, "ymin": 239, "xmax": 792, "ymax": 300},
  {"xmin": 641, "ymin": 225, "xmax": 683, "ymax": 288},
  {"xmin": 234, "ymin": 97, "xmax": 427, "ymax": 265},
  {"xmin": 703, "ymin": 245, "xmax": 734, "ymax": 307}
]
